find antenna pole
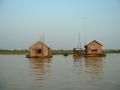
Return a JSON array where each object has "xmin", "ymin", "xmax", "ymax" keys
[
  {"xmin": 84, "ymin": 17, "xmax": 87, "ymax": 45},
  {"xmin": 39, "ymin": 34, "xmax": 41, "ymax": 41},
  {"xmin": 41, "ymin": 33, "xmax": 44, "ymax": 58},
  {"xmin": 79, "ymin": 32, "xmax": 82, "ymax": 49},
  {"xmin": 42, "ymin": 32, "xmax": 45, "ymax": 43}
]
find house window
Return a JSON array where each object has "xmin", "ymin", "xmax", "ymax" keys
[
  {"xmin": 38, "ymin": 49, "xmax": 41, "ymax": 53},
  {"xmin": 36, "ymin": 49, "xmax": 42, "ymax": 54},
  {"xmin": 91, "ymin": 49, "xmax": 97, "ymax": 52}
]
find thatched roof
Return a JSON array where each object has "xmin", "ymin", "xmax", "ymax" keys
[
  {"xmin": 29, "ymin": 41, "xmax": 50, "ymax": 49},
  {"xmin": 85, "ymin": 40, "xmax": 103, "ymax": 46}
]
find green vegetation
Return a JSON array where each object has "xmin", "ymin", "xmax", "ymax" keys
[
  {"xmin": 0, "ymin": 49, "xmax": 28, "ymax": 55},
  {"xmin": 51, "ymin": 50, "xmax": 73, "ymax": 55},
  {"xmin": 104, "ymin": 50, "xmax": 120, "ymax": 53},
  {"xmin": 0, "ymin": 49, "xmax": 73, "ymax": 55},
  {"xmin": 0, "ymin": 49, "xmax": 120, "ymax": 55}
]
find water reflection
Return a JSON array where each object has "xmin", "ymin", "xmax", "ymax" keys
[
  {"xmin": 85, "ymin": 57, "xmax": 103, "ymax": 79},
  {"xmin": 73, "ymin": 56, "xmax": 103, "ymax": 79},
  {"xmin": 73, "ymin": 56, "xmax": 83, "ymax": 62},
  {"xmin": 73, "ymin": 56, "xmax": 86, "ymax": 79},
  {"xmin": 29, "ymin": 58, "xmax": 51, "ymax": 87},
  {"xmin": 73, "ymin": 56, "xmax": 84, "ymax": 69}
]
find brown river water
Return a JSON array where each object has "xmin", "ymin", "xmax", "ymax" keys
[{"xmin": 0, "ymin": 54, "xmax": 120, "ymax": 90}]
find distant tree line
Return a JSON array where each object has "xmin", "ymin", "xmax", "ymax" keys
[
  {"xmin": 0, "ymin": 49, "xmax": 73, "ymax": 55},
  {"xmin": 104, "ymin": 49, "xmax": 120, "ymax": 53},
  {"xmin": 0, "ymin": 49, "xmax": 28, "ymax": 54},
  {"xmin": 0, "ymin": 49, "xmax": 120, "ymax": 55},
  {"xmin": 51, "ymin": 50, "xmax": 73, "ymax": 55}
]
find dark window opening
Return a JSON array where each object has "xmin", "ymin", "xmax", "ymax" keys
[
  {"xmin": 91, "ymin": 49, "xmax": 98, "ymax": 52},
  {"xmin": 36, "ymin": 49, "xmax": 42, "ymax": 54},
  {"xmin": 38, "ymin": 49, "xmax": 41, "ymax": 53}
]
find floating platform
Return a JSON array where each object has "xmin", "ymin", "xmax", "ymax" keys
[
  {"xmin": 26, "ymin": 55, "xmax": 53, "ymax": 58},
  {"xmin": 83, "ymin": 53, "xmax": 106, "ymax": 57}
]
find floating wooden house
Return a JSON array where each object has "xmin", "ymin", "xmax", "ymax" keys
[
  {"xmin": 27, "ymin": 41, "xmax": 52, "ymax": 58},
  {"xmin": 73, "ymin": 48, "xmax": 82, "ymax": 57},
  {"xmin": 84, "ymin": 40, "xmax": 106, "ymax": 57}
]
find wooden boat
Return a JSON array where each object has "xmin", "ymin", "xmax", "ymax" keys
[
  {"xmin": 64, "ymin": 52, "xmax": 69, "ymax": 56},
  {"xmin": 73, "ymin": 48, "xmax": 82, "ymax": 57}
]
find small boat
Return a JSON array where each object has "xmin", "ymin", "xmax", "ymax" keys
[
  {"xmin": 64, "ymin": 52, "xmax": 69, "ymax": 56},
  {"xmin": 26, "ymin": 54, "xmax": 30, "ymax": 58},
  {"xmin": 73, "ymin": 48, "xmax": 82, "ymax": 57}
]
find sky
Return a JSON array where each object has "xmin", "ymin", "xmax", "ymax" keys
[{"xmin": 0, "ymin": 0, "xmax": 120, "ymax": 50}]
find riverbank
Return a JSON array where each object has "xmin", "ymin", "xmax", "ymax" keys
[
  {"xmin": 0, "ymin": 49, "xmax": 28, "ymax": 55},
  {"xmin": 0, "ymin": 49, "xmax": 73, "ymax": 55},
  {"xmin": 0, "ymin": 49, "xmax": 120, "ymax": 55}
]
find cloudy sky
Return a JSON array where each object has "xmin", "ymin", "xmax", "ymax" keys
[{"xmin": 0, "ymin": 0, "xmax": 120, "ymax": 50}]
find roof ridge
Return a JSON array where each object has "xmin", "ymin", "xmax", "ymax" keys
[
  {"xmin": 86, "ymin": 40, "xmax": 103, "ymax": 46},
  {"xmin": 29, "ymin": 41, "xmax": 50, "ymax": 49}
]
